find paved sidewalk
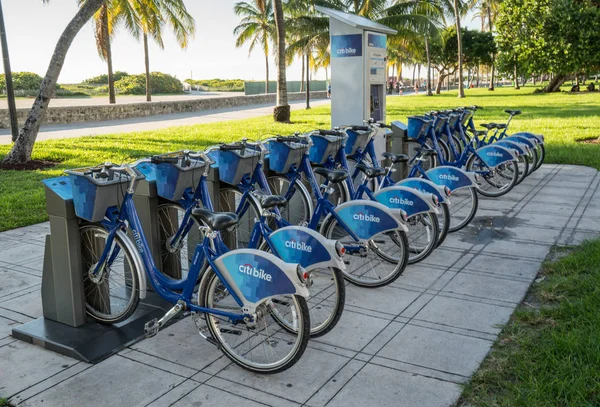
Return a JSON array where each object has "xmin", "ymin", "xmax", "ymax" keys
[
  {"xmin": 1, "ymin": 164, "xmax": 599, "ymax": 406},
  {"xmin": 0, "ymin": 99, "xmax": 331, "ymax": 145}
]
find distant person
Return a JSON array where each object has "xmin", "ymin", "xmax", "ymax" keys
[
  {"xmin": 327, "ymin": 83, "xmax": 331, "ymax": 99},
  {"xmin": 395, "ymin": 82, "xmax": 400, "ymax": 94},
  {"xmin": 389, "ymin": 80, "xmax": 394, "ymax": 95},
  {"xmin": 414, "ymin": 84, "xmax": 419, "ymax": 94}
]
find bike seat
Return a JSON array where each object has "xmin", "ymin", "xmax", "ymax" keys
[
  {"xmin": 505, "ymin": 109, "xmax": 522, "ymax": 116},
  {"xmin": 474, "ymin": 130, "xmax": 487, "ymax": 137},
  {"xmin": 480, "ymin": 123, "xmax": 496, "ymax": 130},
  {"xmin": 256, "ymin": 193, "xmax": 287, "ymax": 209},
  {"xmin": 415, "ymin": 146, "xmax": 437, "ymax": 156},
  {"xmin": 355, "ymin": 163, "xmax": 386, "ymax": 178},
  {"xmin": 313, "ymin": 167, "xmax": 348, "ymax": 183},
  {"xmin": 382, "ymin": 152, "xmax": 408, "ymax": 163},
  {"xmin": 496, "ymin": 124, "xmax": 507, "ymax": 129},
  {"xmin": 191, "ymin": 208, "xmax": 238, "ymax": 231}
]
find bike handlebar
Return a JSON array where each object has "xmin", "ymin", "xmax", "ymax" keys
[{"xmin": 318, "ymin": 129, "xmax": 344, "ymax": 136}]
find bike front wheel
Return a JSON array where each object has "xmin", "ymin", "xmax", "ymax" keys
[
  {"xmin": 80, "ymin": 225, "xmax": 140, "ymax": 324},
  {"xmin": 198, "ymin": 268, "xmax": 310, "ymax": 374},
  {"xmin": 321, "ymin": 218, "xmax": 408, "ymax": 287}
]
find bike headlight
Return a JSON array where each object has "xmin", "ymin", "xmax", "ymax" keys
[
  {"xmin": 432, "ymin": 194, "xmax": 439, "ymax": 206},
  {"xmin": 474, "ymin": 173, "xmax": 482, "ymax": 184},
  {"xmin": 296, "ymin": 264, "xmax": 310, "ymax": 283},
  {"xmin": 444, "ymin": 186, "xmax": 452, "ymax": 197},
  {"xmin": 335, "ymin": 241, "xmax": 346, "ymax": 257},
  {"xmin": 400, "ymin": 210, "xmax": 409, "ymax": 222}
]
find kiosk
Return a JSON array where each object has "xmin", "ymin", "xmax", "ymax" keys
[{"xmin": 316, "ymin": 6, "xmax": 397, "ymax": 156}]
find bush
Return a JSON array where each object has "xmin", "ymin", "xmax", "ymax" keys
[
  {"xmin": 184, "ymin": 78, "xmax": 244, "ymax": 92},
  {"xmin": 83, "ymin": 71, "xmax": 129, "ymax": 85},
  {"xmin": 0, "ymin": 72, "xmax": 43, "ymax": 91},
  {"xmin": 115, "ymin": 72, "xmax": 183, "ymax": 95}
]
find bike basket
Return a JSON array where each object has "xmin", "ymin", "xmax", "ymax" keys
[
  {"xmin": 344, "ymin": 129, "xmax": 371, "ymax": 156},
  {"xmin": 153, "ymin": 152, "xmax": 206, "ymax": 202},
  {"xmin": 66, "ymin": 168, "xmax": 129, "ymax": 222},
  {"xmin": 461, "ymin": 110, "xmax": 474, "ymax": 126},
  {"xmin": 267, "ymin": 140, "xmax": 306, "ymax": 174},
  {"xmin": 433, "ymin": 116, "xmax": 447, "ymax": 134},
  {"xmin": 407, "ymin": 116, "xmax": 432, "ymax": 140},
  {"xmin": 308, "ymin": 133, "xmax": 348, "ymax": 165},
  {"xmin": 448, "ymin": 114, "xmax": 460, "ymax": 130},
  {"xmin": 213, "ymin": 148, "xmax": 261, "ymax": 185}
]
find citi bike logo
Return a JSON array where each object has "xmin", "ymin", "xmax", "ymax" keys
[
  {"xmin": 486, "ymin": 151, "xmax": 504, "ymax": 158},
  {"xmin": 132, "ymin": 229, "xmax": 144, "ymax": 254},
  {"xmin": 353, "ymin": 211, "xmax": 380, "ymax": 223},
  {"xmin": 239, "ymin": 263, "xmax": 272, "ymax": 282},
  {"xmin": 438, "ymin": 174, "xmax": 459, "ymax": 182},
  {"xmin": 389, "ymin": 196, "xmax": 413, "ymax": 206},
  {"xmin": 337, "ymin": 47, "xmax": 357, "ymax": 56},
  {"xmin": 285, "ymin": 239, "xmax": 312, "ymax": 253}
]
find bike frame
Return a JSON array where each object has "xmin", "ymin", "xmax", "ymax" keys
[{"xmin": 92, "ymin": 188, "xmax": 246, "ymax": 323}]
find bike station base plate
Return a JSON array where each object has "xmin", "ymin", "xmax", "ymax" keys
[{"xmin": 11, "ymin": 292, "xmax": 173, "ymax": 364}]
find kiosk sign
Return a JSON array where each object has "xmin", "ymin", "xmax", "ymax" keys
[{"xmin": 331, "ymin": 34, "xmax": 363, "ymax": 58}]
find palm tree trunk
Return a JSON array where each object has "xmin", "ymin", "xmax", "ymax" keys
[
  {"xmin": 453, "ymin": 0, "xmax": 465, "ymax": 98},
  {"xmin": 305, "ymin": 51, "xmax": 310, "ymax": 109},
  {"xmin": 102, "ymin": 7, "xmax": 116, "ymax": 104},
  {"xmin": 265, "ymin": 51, "xmax": 269, "ymax": 94},
  {"xmin": 412, "ymin": 65, "xmax": 416, "ymax": 86},
  {"xmin": 425, "ymin": 36, "xmax": 432, "ymax": 96},
  {"xmin": 143, "ymin": 32, "xmax": 151, "ymax": 102},
  {"xmin": 2, "ymin": 0, "xmax": 106, "ymax": 164},
  {"xmin": 300, "ymin": 52, "xmax": 304, "ymax": 92},
  {"xmin": 272, "ymin": 0, "xmax": 289, "ymax": 122},
  {"xmin": 487, "ymin": 5, "xmax": 495, "ymax": 91}
]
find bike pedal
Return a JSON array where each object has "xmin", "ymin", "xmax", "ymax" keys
[{"xmin": 144, "ymin": 318, "xmax": 159, "ymax": 338}]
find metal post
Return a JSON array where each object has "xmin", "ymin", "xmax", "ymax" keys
[
  {"xmin": 0, "ymin": 0, "xmax": 19, "ymax": 142},
  {"xmin": 305, "ymin": 52, "xmax": 310, "ymax": 109}
]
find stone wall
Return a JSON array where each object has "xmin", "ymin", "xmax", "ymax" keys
[{"xmin": 0, "ymin": 91, "xmax": 328, "ymax": 128}]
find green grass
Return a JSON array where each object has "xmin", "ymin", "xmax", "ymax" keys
[
  {"xmin": 460, "ymin": 240, "xmax": 600, "ymax": 406},
  {"xmin": 0, "ymin": 86, "xmax": 599, "ymax": 232}
]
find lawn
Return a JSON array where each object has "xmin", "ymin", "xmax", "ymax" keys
[
  {"xmin": 460, "ymin": 240, "xmax": 600, "ymax": 406},
  {"xmin": 0, "ymin": 86, "xmax": 599, "ymax": 232}
]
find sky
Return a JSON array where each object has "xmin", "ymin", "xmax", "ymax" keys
[{"xmin": 2, "ymin": 1, "xmax": 480, "ymax": 84}]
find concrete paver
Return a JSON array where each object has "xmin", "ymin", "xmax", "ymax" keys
[{"xmin": 1, "ymin": 164, "xmax": 599, "ymax": 406}]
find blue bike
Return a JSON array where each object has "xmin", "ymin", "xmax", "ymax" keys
[{"xmin": 67, "ymin": 162, "xmax": 311, "ymax": 373}]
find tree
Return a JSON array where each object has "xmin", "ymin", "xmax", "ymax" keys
[
  {"xmin": 451, "ymin": 0, "xmax": 465, "ymax": 97},
  {"xmin": 117, "ymin": 0, "xmax": 195, "ymax": 102},
  {"xmin": 81, "ymin": 0, "xmax": 117, "ymax": 103},
  {"xmin": 233, "ymin": 0, "xmax": 275, "ymax": 94},
  {"xmin": 272, "ymin": 0, "xmax": 289, "ymax": 122},
  {"xmin": 2, "ymin": 0, "xmax": 106, "ymax": 165}
]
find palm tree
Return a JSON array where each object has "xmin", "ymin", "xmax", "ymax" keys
[
  {"xmin": 451, "ymin": 0, "xmax": 465, "ymax": 97},
  {"xmin": 233, "ymin": 0, "xmax": 275, "ymax": 94},
  {"xmin": 80, "ymin": 0, "xmax": 118, "ymax": 103},
  {"xmin": 273, "ymin": 0, "xmax": 289, "ymax": 122},
  {"xmin": 2, "ymin": 0, "xmax": 106, "ymax": 164},
  {"xmin": 116, "ymin": 0, "xmax": 195, "ymax": 102}
]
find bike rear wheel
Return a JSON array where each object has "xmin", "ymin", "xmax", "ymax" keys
[
  {"xmin": 321, "ymin": 218, "xmax": 408, "ymax": 287},
  {"xmin": 198, "ymin": 268, "xmax": 310, "ymax": 374},
  {"xmin": 406, "ymin": 212, "xmax": 439, "ymax": 264},
  {"xmin": 267, "ymin": 175, "xmax": 313, "ymax": 226},
  {"xmin": 80, "ymin": 225, "xmax": 140, "ymax": 324},
  {"xmin": 447, "ymin": 187, "xmax": 479, "ymax": 233}
]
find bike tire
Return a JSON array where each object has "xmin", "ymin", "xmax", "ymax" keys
[
  {"xmin": 219, "ymin": 187, "xmax": 261, "ymax": 249},
  {"xmin": 198, "ymin": 267, "xmax": 310, "ymax": 374},
  {"xmin": 267, "ymin": 175, "xmax": 313, "ymax": 226},
  {"xmin": 436, "ymin": 203, "xmax": 450, "ymax": 247},
  {"xmin": 407, "ymin": 212, "xmax": 440, "ymax": 264},
  {"xmin": 447, "ymin": 187, "xmax": 479, "ymax": 233},
  {"xmin": 321, "ymin": 217, "xmax": 409, "ymax": 287},
  {"xmin": 80, "ymin": 224, "xmax": 140, "ymax": 324},
  {"xmin": 466, "ymin": 155, "xmax": 518, "ymax": 198}
]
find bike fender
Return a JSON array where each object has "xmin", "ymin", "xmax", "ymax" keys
[
  {"xmin": 511, "ymin": 131, "xmax": 544, "ymax": 144},
  {"xmin": 214, "ymin": 249, "xmax": 310, "ymax": 312},
  {"xmin": 426, "ymin": 166, "xmax": 476, "ymax": 192},
  {"xmin": 116, "ymin": 229, "xmax": 147, "ymax": 300},
  {"xmin": 373, "ymin": 186, "xmax": 439, "ymax": 217},
  {"xmin": 326, "ymin": 200, "xmax": 408, "ymax": 239},
  {"xmin": 395, "ymin": 178, "xmax": 448, "ymax": 204},
  {"xmin": 502, "ymin": 135, "xmax": 535, "ymax": 149},
  {"xmin": 475, "ymin": 145, "xmax": 516, "ymax": 167},
  {"xmin": 269, "ymin": 226, "xmax": 345, "ymax": 272},
  {"xmin": 494, "ymin": 140, "xmax": 529, "ymax": 156}
]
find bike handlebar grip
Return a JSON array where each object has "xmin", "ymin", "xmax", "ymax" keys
[
  {"xmin": 150, "ymin": 156, "xmax": 179, "ymax": 164},
  {"xmin": 219, "ymin": 144, "xmax": 243, "ymax": 151},
  {"xmin": 379, "ymin": 123, "xmax": 391, "ymax": 129},
  {"xmin": 351, "ymin": 125, "xmax": 370, "ymax": 131},
  {"xmin": 277, "ymin": 136, "xmax": 303, "ymax": 143},
  {"xmin": 318, "ymin": 129, "xmax": 343, "ymax": 136}
]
